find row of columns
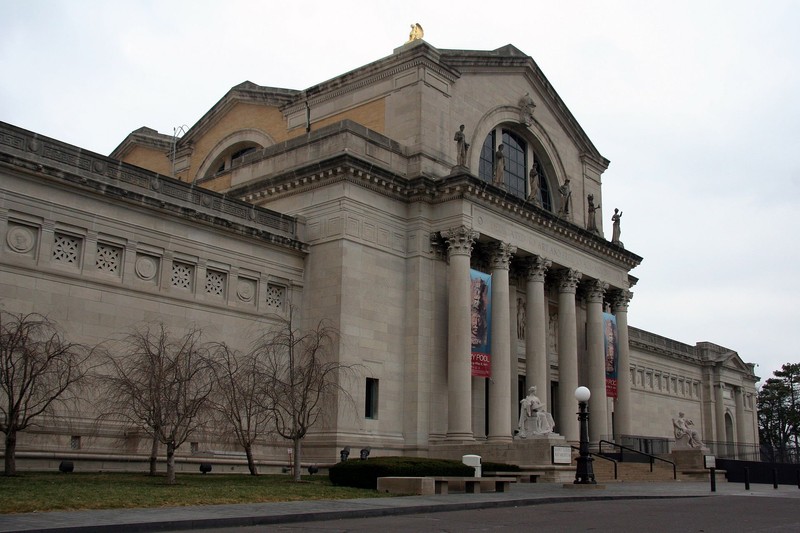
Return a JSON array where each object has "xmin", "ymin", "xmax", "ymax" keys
[{"xmin": 444, "ymin": 226, "xmax": 632, "ymax": 443}]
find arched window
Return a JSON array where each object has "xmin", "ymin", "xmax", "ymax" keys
[
  {"xmin": 205, "ymin": 142, "xmax": 261, "ymax": 178},
  {"xmin": 478, "ymin": 127, "xmax": 553, "ymax": 211}
]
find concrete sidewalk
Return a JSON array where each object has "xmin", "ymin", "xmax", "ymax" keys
[{"xmin": 2, "ymin": 480, "xmax": 800, "ymax": 533}]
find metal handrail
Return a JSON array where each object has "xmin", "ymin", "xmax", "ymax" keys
[
  {"xmin": 598, "ymin": 439, "xmax": 677, "ymax": 480},
  {"xmin": 571, "ymin": 445, "xmax": 618, "ymax": 480}
]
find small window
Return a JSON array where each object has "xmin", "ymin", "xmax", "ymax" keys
[
  {"xmin": 365, "ymin": 378, "xmax": 379, "ymax": 419},
  {"xmin": 70, "ymin": 436, "xmax": 81, "ymax": 450}
]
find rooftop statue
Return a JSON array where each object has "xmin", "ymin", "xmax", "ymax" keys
[
  {"xmin": 587, "ymin": 194, "xmax": 601, "ymax": 235},
  {"xmin": 611, "ymin": 208, "xmax": 623, "ymax": 247},
  {"xmin": 407, "ymin": 23, "xmax": 424, "ymax": 43},
  {"xmin": 454, "ymin": 124, "xmax": 469, "ymax": 168}
]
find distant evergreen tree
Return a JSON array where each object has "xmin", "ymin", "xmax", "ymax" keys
[{"xmin": 758, "ymin": 363, "xmax": 800, "ymax": 463}]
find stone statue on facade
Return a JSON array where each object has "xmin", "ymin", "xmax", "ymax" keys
[
  {"xmin": 493, "ymin": 144, "xmax": 506, "ymax": 186},
  {"xmin": 407, "ymin": 23, "xmax": 424, "ymax": 43},
  {"xmin": 611, "ymin": 208, "xmax": 623, "ymax": 246},
  {"xmin": 587, "ymin": 194, "xmax": 601, "ymax": 235},
  {"xmin": 527, "ymin": 163, "xmax": 541, "ymax": 206},
  {"xmin": 516, "ymin": 386, "xmax": 555, "ymax": 438},
  {"xmin": 673, "ymin": 412, "xmax": 704, "ymax": 449},
  {"xmin": 557, "ymin": 178, "xmax": 571, "ymax": 218},
  {"xmin": 454, "ymin": 124, "xmax": 469, "ymax": 167},
  {"xmin": 519, "ymin": 92, "xmax": 536, "ymax": 126}
]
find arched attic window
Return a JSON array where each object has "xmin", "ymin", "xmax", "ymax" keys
[
  {"xmin": 205, "ymin": 142, "xmax": 261, "ymax": 178},
  {"xmin": 478, "ymin": 127, "xmax": 553, "ymax": 212}
]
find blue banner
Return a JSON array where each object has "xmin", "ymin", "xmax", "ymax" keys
[
  {"xmin": 604, "ymin": 312, "xmax": 618, "ymax": 398},
  {"xmin": 470, "ymin": 269, "xmax": 492, "ymax": 377}
]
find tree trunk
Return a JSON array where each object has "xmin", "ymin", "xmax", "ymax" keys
[
  {"xmin": 166, "ymin": 441, "xmax": 176, "ymax": 484},
  {"xmin": 245, "ymin": 444, "xmax": 258, "ymax": 475},
  {"xmin": 4, "ymin": 430, "xmax": 17, "ymax": 476},
  {"xmin": 149, "ymin": 435, "xmax": 159, "ymax": 476},
  {"xmin": 292, "ymin": 438, "xmax": 302, "ymax": 482}
]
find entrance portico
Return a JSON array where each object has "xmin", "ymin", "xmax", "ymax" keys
[{"xmin": 441, "ymin": 224, "xmax": 635, "ymax": 444}]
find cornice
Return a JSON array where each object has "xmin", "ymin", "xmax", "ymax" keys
[
  {"xmin": 228, "ymin": 145, "xmax": 641, "ymax": 272},
  {"xmin": 283, "ymin": 42, "xmax": 461, "ymax": 114},
  {"xmin": 0, "ymin": 121, "xmax": 305, "ymax": 254}
]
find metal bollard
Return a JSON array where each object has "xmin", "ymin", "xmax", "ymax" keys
[
  {"xmin": 709, "ymin": 467, "xmax": 716, "ymax": 492},
  {"xmin": 773, "ymin": 468, "xmax": 778, "ymax": 489},
  {"xmin": 744, "ymin": 467, "xmax": 750, "ymax": 491}
]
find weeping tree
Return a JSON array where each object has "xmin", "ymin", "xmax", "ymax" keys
[
  {"xmin": 208, "ymin": 344, "xmax": 274, "ymax": 475},
  {"xmin": 97, "ymin": 324, "xmax": 215, "ymax": 483},
  {"xmin": 255, "ymin": 309, "xmax": 358, "ymax": 482},
  {"xmin": 0, "ymin": 311, "xmax": 91, "ymax": 475}
]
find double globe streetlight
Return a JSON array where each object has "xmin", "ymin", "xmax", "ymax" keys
[{"xmin": 574, "ymin": 386, "xmax": 596, "ymax": 485}]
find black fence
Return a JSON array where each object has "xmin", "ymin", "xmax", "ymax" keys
[
  {"xmin": 619, "ymin": 435, "xmax": 800, "ymax": 464},
  {"xmin": 717, "ymin": 458, "xmax": 800, "ymax": 485}
]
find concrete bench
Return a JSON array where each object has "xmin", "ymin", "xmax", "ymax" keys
[
  {"xmin": 429, "ymin": 476, "xmax": 514, "ymax": 494},
  {"xmin": 376, "ymin": 476, "xmax": 435, "ymax": 495},
  {"xmin": 483, "ymin": 471, "xmax": 544, "ymax": 483}
]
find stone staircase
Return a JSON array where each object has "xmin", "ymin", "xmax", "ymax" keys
[{"xmin": 590, "ymin": 456, "xmax": 678, "ymax": 482}]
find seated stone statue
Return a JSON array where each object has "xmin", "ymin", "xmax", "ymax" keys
[
  {"xmin": 516, "ymin": 386, "xmax": 555, "ymax": 438},
  {"xmin": 673, "ymin": 412, "xmax": 703, "ymax": 449}
]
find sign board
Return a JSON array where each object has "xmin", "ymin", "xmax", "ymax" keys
[
  {"xmin": 552, "ymin": 445, "xmax": 572, "ymax": 464},
  {"xmin": 704, "ymin": 455, "xmax": 716, "ymax": 469}
]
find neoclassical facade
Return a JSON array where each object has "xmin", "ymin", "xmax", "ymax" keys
[{"xmin": 0, "ymin": 39, "xmax": 758, "ymax": 469}]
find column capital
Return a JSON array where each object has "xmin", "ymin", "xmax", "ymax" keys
[
  {"xmin": 583, "ymin": 279, "xmax": 608, "ymax": 303},
  {"xmin": 444, "ymin": 226, "xmax": 479, "ymax": 257},
  {"xmin": 611, "ymin": 289, "xmax": 634, "ymax": 312},
  {"xmin": 523, "ymin": 255, "xmax": 551, "ymax": 282},
  {"xmin": 488, "ymin": 242, "xmax": 516, "ymax": 270},
  {"xmin": 557, "ymin": 268, "xmax": 582, "ymax": 294}
]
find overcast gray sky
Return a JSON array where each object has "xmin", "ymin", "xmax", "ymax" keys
[{"xmin": 2, "ymin": 0, "xmax": 798, "ymax": 383}]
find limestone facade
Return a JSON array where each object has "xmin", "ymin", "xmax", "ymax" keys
[{"xmin": 0, "ymin": 39, "xmax": 759, "ymax": 470}]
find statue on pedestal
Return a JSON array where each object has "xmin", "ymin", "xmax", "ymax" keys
[
  {"xmin": 516, "ymin": 386, "xmax": 555, "ymax": 438},
  {"xmin": 611, "ymin": 208, "xmax": 623, "ymax": 246},
  {"xmin": 454, "ymin": 124, "xmax": 469, "ymax": 168},
  {"xmin": 673, "ymin": 412, "xmax": 704, "ymax": 449},
  {"xmin": 587, "ymin": 194, "xmax": 600, "ymax": 235}
]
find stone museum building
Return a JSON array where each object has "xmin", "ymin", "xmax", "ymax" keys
[{"xmin": 0, "ymin": 38, "xmax": 760, "ymax": 473}]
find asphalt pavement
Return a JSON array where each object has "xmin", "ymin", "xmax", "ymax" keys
[{"xmin": 2, "ymin": 479, "xmax": 800, "ymax": 533}]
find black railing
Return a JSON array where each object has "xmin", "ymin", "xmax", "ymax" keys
[
  {"xmin": 598, "ymin": 440, "xmax": 676, "ymax": 480},
  {"xmin": 571, "ymin": 445, "xmax": 618, "ymax": 480}
]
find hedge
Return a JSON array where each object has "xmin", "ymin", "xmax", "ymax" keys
[{"xmin": 328, "ymin": 456, "xmax": 475, "ymax": 489}]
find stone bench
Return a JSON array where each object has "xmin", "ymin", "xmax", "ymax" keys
[
  {"xmin": 377, "ymin": 476, "xmax": 435, "ymax": 495},
  {"xmin": 483, "ymin": 471, "xmax": 544, "ymax": 483},
  {"xmin": 430, "ymin": 476, "xmax": 514, "ymax": 494}
]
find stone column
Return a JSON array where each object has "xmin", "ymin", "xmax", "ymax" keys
[
  {"xmin": 611, "ymin": 290, "xmax": 633, "ymax": 439},
  {"xmin": 557, "ymin": 268, "xmax": 582, "ymax": 441},
  {"xmin": 734, "ymin": 386, "xmax": 746, "ymax": 458},
  {"xmin": 487, "ymin": 242, "xmax": 516, "ymax": 442},
  {"xmin": 715, "ymin": 370, "xmax": 726, "ymax": 443},
  {"xmin": 585, "ymin": 279, "xmax": 609, "ymax": 442},
  {"xmin": 524, "ymin": 256, "xmax": 551, "ymax": 411},
  {"xmin": 445, "ymin": 226, "xmax": 478, "ymax": 441}
]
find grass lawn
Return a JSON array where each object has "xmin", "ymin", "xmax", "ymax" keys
[{"xmin": 0, "ymin": 472, "xmax": 385, "ymax": 514}]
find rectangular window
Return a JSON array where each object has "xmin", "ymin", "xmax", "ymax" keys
[
  {"xmin": 365, "ymin": 378, "xmax": 379, "ymax": 419},
  {"xmin": 70, "ymin": 436, "xmax": 81, "ymax": 450}
]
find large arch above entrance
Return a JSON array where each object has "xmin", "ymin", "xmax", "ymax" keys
[{"xmin": 469, "ymin": 106, "xmax": 567, "ymax": 213}]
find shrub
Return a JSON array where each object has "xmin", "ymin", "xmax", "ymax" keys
[
  {"xmin": 480, "ymin": 461, "xmax": 521, "ymax": 472},
  {"xmin": 328, "ymin": 456, "xmax": 475, "ymax": 489}
]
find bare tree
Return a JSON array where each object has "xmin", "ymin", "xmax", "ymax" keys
[
  {"xmin": 0, "ymin": 311, "xmax": 90, "ymax": 475},
  {"xmin": 97, "ymin": 324, "xmax": 214, "ymax": 484},
  {"xmin": 255, "ymin": 308, "xmax": 358, "ymax": 481},
  {"xmin": 208, "ymin": 344, "xmax": 274, "ymax": 475}
]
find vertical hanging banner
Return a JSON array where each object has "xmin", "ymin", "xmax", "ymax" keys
[
  {"xmin": 604, "ymin": 312, "xmax": 619, "ymax": 398},
  {"xmin": 470, "ymin": 269, "xmax": 492, "ymax": 377}
]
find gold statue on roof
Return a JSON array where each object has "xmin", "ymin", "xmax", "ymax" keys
[{"xmin": 407, "ymin": 23, "xmax": 424, "ymax": 43}]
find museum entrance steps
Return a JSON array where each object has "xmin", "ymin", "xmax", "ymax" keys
[{"xmin": 590, "ymin": 457, "xmax": 678, "ymax": 482}]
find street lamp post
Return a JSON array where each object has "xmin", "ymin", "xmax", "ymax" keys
[{"xmin": 574, "ymin": 386, "xmax": 596, "ymax": 485}]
